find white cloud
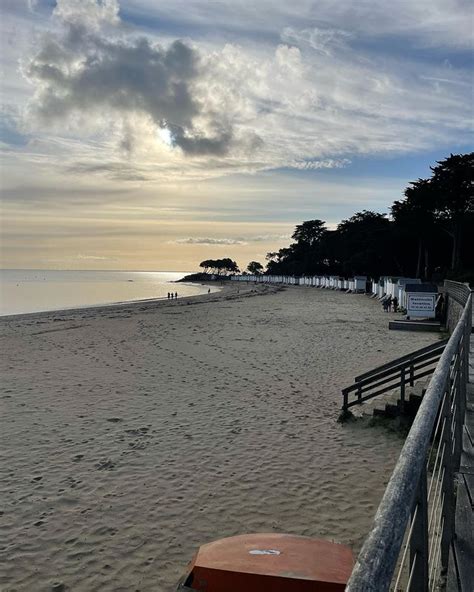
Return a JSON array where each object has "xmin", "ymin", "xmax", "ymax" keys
[
  {"xmin": 0, "ymin": 0, "xmax": 462, "ymax": 198},
  {"xmin": 53, "ymin": 0, "xmax": 120, "ymax": 30},
  {"xmin": 281, "ymin": 27, "xmax": 352, "ymax": 56},
  {"xmin": 174, "ymin": 237, "xmax": 247, "ymax": 245},
  {"xmin": 123, "ymin": 0, "xmax": 473, "ymax": 49},
  {"xmin": 290, "ymin": 159, "xmax": 351, "ymax": 170},
  {"xmin": 14, "ymin": 0, "xmax": 470, "ymax": 184},
  {"xmin": 23, "ymin": 16, "xmax": 236, "ymax": 156},
  {"xmin": 2, "ymin": 0, "xmax": 471, "ymax": 272},
  {"xmin": 76, "ymin": 253, "xmax": 116, "ymax": 260},
  {"xmin": 173, "ymin": 234, "xmax": 292, "ymax": 245},
  {"xmin": 27, "ymin": 0, "xmax": 39, "ymax": 12}
]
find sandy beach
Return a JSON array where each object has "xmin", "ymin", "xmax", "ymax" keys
[{"xmin": 1, "ymin": 284, "xmax": 437, "ymax": 592}]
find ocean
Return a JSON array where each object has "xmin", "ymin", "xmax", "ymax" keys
[{"xmin": 0, "ymin": 269, "xmax": 218, "ymax": 316}]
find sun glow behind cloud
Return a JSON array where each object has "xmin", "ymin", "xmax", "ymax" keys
[
  {"xmin": 0, "ymin": 0, "xmax": 472, "ymax": 270},
  {"xmin": 158, "ymin": 127, "xmax": 173, "ymax": 148}
]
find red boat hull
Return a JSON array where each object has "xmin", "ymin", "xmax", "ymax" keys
[{"xmin": 179, "ymin": 533, "xmax": 354, "ymax": 592}]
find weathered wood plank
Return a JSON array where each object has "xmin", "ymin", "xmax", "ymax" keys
[
  {"xmin": 463, "ymin": 473, "xmax": 474, "ymax": 505},
  {"xmin": 464, "ymin": 408, "xmax": 474, "ymax": 443},
  {"xmin": 354, "ymin": 340, "xmax": 448, "ymax": 382},
  {"xmin": 389, "ymin": 320, "xmax": 441, "ymax": 332},
  {"xmin": 446, "ymin": 542, "xmax": 460, "ymax": 592},
  {"xmin": 460, "ymin": 428, "xmax": 474, "ymax": 475}
]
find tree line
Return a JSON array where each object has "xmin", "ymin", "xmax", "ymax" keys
[
  {"xmin": 199, "ymin": 258, "xmax": 239, "ymax": 275},
  {"xmin": 199, "ymin": 153, "xmax": 473, "ymax": 283}
]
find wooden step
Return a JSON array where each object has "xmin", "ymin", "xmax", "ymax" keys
[
  {"xmin": 371, "ymin": 390, "xmax": 426, "ymax": 419},
  {"xmin": 389, "ymin": 320, "xmax": 441, "ymax": 332}
]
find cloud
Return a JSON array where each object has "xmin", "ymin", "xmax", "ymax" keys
[
  {"xmin": 23, "ymin": 1, "xmax": 235, "ymax": 156},
  {"xmin": 173, "ymin": 234, "xmax": 291, "ymax": 245},
  {"xmin": 9, "ymin": 0, "xmax": 473, "ymax": 188},
  {"xmin": 290, "ymin": 159, "xmax": 351, "ymax": 170},
  {"xmin": 246, "ymin": 234, "xmax": 292, "ymax": 241},
  {"xmin": 27, "ymin": 0, "xmax": 39, "ymax": 12},
  {"xmin": 281, "ymin": 26, "xmax": 351, "ymax": 56},
  {"xmin": 53, "ymin": 0, "xmax": 120, "ymax": 30},
  {"xmin": 66, "ymin": 162, "xmax": 150, "ymax": 181},
  {"xmin": 76, "ymin": 253, "xmax": 116, "ymax": 260},
  {"xmin": 174, "ymin": 237, "xmax": 247, "ymax": 245},
  {"xmin": 124, "ymin": 0, "xmax": 473, "ymax": 50}
]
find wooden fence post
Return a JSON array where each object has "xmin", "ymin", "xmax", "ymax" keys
[{"xmin": 400, "ymin": 367, "xmax": 406, "ymax": 413}]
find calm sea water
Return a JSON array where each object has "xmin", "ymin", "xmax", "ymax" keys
[{"xmin": 0, "ymin": 270, "xmax": 218, "ymax": 316}]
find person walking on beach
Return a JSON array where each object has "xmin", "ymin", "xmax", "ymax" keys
[
  {"xmin": 175, "ymin": 292, "xmax": 178, "ymax": 299},
  {"xmin": 392, "ymin": 296, "xmax": 398, "ymax": 312},
  {"xmin": 167, "ymin": 292, "xmax": 170, "ymax": 299}
]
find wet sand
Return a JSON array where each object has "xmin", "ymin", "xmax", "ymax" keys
[{"xmin": 0, "ymin": 284, "xmax": 436, "ymax": 591}]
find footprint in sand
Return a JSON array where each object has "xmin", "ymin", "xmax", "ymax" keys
[{"xmin": 95, "ymin": 459, "xmax": 115, "ymax": 471}]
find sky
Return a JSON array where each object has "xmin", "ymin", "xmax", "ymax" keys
[{"xmin": 0, "ymin": 0, "xmax": 472, "ymax": 271}]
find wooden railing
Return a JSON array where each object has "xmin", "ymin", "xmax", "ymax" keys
[
  {"xmin": 444, "ymin": 279, "xmax": 471, "ymax": 306},
  {"xmin": 342, "ymin": 340, "xmax": 448, "ymax": 413},
  {"xmin": 346, "ymin": 282, "xmax": 472, "ymax": 591}
]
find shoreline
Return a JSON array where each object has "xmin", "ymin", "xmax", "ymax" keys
[
  {"xmin": 0, "ymin": 281, "xmax": 231, "ymax": 322},
  {"xmin": 1, "ymin": 284, "xmax": 436, "ymax": 591}
]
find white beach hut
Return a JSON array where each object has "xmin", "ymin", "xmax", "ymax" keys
[
  {"xmin": 405, "ymin": 283, "xmax": 438, "ymax": 319},
  {"xmin": 386, "ymin": 277, "xmax": 401, "ymax": 298},
  {"xmin": 354, "ymin": 276, "xmax": 367, "ymax": 293},
  {"xmin": 397, "ymin": 278, "xmax": 421, "ymax": 309},
  {"xmin": 377, "ymin": 277, "xmax": 387, "ymax": 298}
]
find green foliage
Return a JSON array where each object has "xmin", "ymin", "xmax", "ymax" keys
[
  {"xmin": 246, "ymin": 261, "xmax": 264, "ymax": 275},
  {"xmin": 265, "ymin": 151, "xmax": 473, "ymax": 281},
  {"xmin": 199, "ymin": 258, "xmax": 239, "ymax": 275},
  {"xmin": 292, "ymin": 220, "xmax": 327, "ymax": 246}
]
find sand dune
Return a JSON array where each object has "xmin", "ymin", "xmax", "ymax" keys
[{"xmin": 0, "ymin": 284, "xmax": 436, "ymax": 591}]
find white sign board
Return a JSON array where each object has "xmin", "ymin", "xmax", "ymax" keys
[{"xmin": 406, "ymin": 293, "xmax": 436, "ymax": 319}]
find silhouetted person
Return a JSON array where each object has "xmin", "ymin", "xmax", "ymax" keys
[
  {"xmin": 167, "ymin": 292, "xmax": 170, "ymax": 299},
  {"xmin": 175, "ymin": 292, "xmax": 178, "ymax": 299},
  {"xmin": 392, "ymin": 296, "xmax": 398, "ymax": 311}
]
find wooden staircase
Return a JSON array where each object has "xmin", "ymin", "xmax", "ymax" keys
[
  {"xmin": 372, "ymin": 391, "xmax": 424, "ymax": 419},
  {"xmin": 341, "ymin": 339, "xmax": 448, "ymax": 417}
]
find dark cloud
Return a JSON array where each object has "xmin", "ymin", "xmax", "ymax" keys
[
  {"xmin": 25, "ymin": 19, "xmax": 234, "ymax": 156},
  {"xmin": 170, "ymin": 125, "xmax": 233, "ymax": 157}
]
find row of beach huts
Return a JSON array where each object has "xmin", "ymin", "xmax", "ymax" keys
[{"xmin": 230, "ymin": 274, "xmax": 436, "ymax": 313}]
